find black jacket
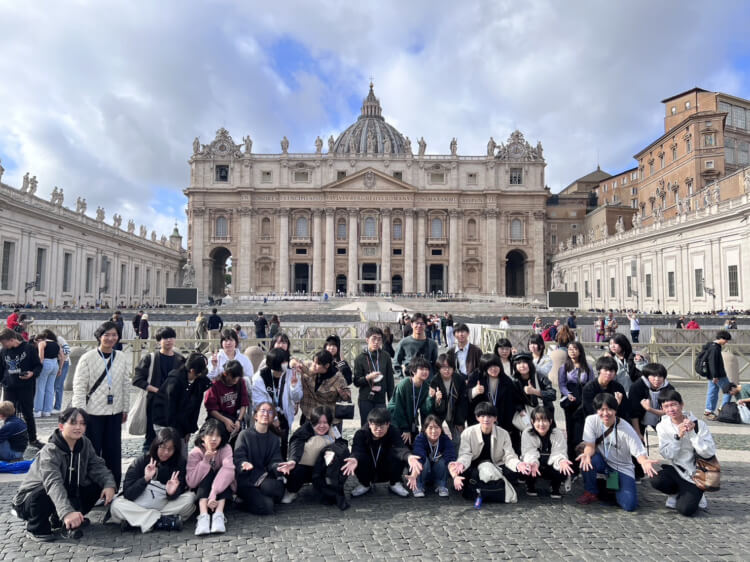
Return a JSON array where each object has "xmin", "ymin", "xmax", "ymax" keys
[
  {"xmin": 122, "ymin": 453, "xmax": 187, "ymax": 502},
  {"xmin": 352, "ymin": 348, "xmax": 395, "ymax": 405},
  {"xmin": 466, "ymin": 370, "xmax": 515, "ymax": 432},
  {"xmin": 287, "ymin": 421, "xmax": 348, "ymax": 465},
  {"xmin": 151, "ymin": 368, "xmax": 211, "ymax": 437},
  {"xmin": 628, "ymin": 376, "xmax": 672, "ymax": 423},
  {"xmin": 704, "ymin": 342, "xmax": 727, "ymax": 380},
  {"xmin": 582, "ymin": 379, "xmax": 629, "ymax": 418},
  {"xmin": 351, "ymin": 425, "xmax": 411, "ymax": 467},
  {"xmin": 429, "ymin": 373, "xmax": 468, "ymax": 427},
  {"xmin": 133, "ymin": 352, "xmax": 185, "ymax": 403},
  {"xmin": 1, "ymin": 341, "xmax": 42, "ymax": 389}
]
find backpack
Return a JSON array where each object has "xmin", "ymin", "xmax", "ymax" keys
[
  {"xmin": 694, "ymin": 344, "xmax": 712, "ymax": 378},
  {"xmin": 717, "ymin": 402, "xmax": 741, "ymax": 424},
  {"xmin": 541, "ymin": 326, "xmax": 553, "ymax": 342}
]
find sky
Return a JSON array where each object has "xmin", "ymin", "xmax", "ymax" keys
[{"xmin": 1, "ymin": 0, "xmax": 749, "ymax": 240}]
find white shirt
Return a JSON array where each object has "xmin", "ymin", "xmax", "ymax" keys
[
  {"xmin": 455, "ymin": 345, "xmax": 469, "ymax": 376},
  {"xmin": 582, "ymin": 415, "xmax": 646, "ymax": 478}
]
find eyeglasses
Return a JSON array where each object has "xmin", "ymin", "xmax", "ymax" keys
[
  {"xmin": 368, "ymin": 422, "xmax": 388, "ymax": 429},
  {"xmin": 257, "ymin": 409, "xmax": 274, "ymax": 415},
  {"xmin": 158, "ymin": 444, "xmax": 175, "ymax": 451}
]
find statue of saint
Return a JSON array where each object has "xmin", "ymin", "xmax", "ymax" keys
[
  {"xmin": 280, "ymin": 136, "xmax": 289, "ymax": 154},
  {"xmin": 21, "ymin": 172, "xmax": 30, "ymax": 193},
  {"xmin": 418, "ymin": 137, "xmax": 426, "ymax": 156},
  {"xmin": 487, "ymin": 137, "xmax": 496, "ymax": 157},
  {"xmin": 193, "ymin": 137, "xmax": 200, "ymax": 154},
  {"xmin": 96, "ymin": 207, "xmax": 105, "ymax": 222},
  {"xmin": 28, "ymin": 176, "xmax": 38, "ymax": 195},
  {"xmin": 140, "ymin": 225, "xmax": 147, "ymax": 238},
  {"xmin": 450, "ymin": 137, "xmax": 457, "ymax": 156},
  {"xmin": 314, "ymin": 136, "xmax": 323, "ymax": 154},
  {"xmin": 404, "ymin": 136, "xmax": 412, "ymax": 155},
  {"xmin": 243, "ymin": 135, "xmax": 252, "ymax": 154},
  {"xmin": 113, "ymin": 214, "xmax": 122, "ymax": 228},
  {"xmin": 182, "ymin": 262, "xmax": 195, "ymax": 287},
  {"xmin": 127, "ymin": 219, "xmax": 135, "ymax": 234},
  {"xmin": 50, "ymin": 186, "xmax": 59, "ymax": 204},
  {"xmin": 328, "ymin": 135, "xmax": 335, "ymax": 153}
]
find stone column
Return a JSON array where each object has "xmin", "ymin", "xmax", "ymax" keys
[
  {"xmin": 191, "ymin": 208, "xmax": 206, "ymax": 294},
  {"xmin": 312, "ymin": 209, "xmax": 323, "ymax": 294},
  {"xmin": 532, "ymin": 210, "xmax": 546, "ymax": 298},
  {"xmin": 347, "ymin": 208, "xmax": 358, "ymax": 295},
  {"xmin": 404, "ymin": 209, "xmax": 414, "ymax": 293},
  {"xmin": 381, "ymin": 210, "xmax": 391, "ymax": 294},
  {"xmin": 238, "ymin": 207, "xmax": 253, "ymax": 295},
  {"xmin": 416, "ymin": 210, "xmax": 426, "ymax": 294},
  {"xmin": 485, "ymin": 209, "xmax": 498, "ymax": 294},
  {"xmin": 278, "ymin": 210, "xmax": 289, "ymax": 293},
  {"xmin": 448, "ymin": 210, "xmax": 460, "ymax": 294},
  {"xmin": 324, "ymin": 208, "xmax": 335, "ymax": 295}
]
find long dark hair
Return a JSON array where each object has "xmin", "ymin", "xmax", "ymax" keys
[
  {"xmin": 564, "ymin": 341, "xmax": 592, "ymax": 377},
  {"xmin": 194, "ymin": 418, "xmax": 229, "ymax": 449},
  {"xmin": 609, "ymin": 333, "xmax": 632, "ymax": 359}
]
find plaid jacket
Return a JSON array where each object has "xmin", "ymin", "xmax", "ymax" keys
[{"xmin": 300, "ymin": 369, "xmax": 351, "ymax": 423}]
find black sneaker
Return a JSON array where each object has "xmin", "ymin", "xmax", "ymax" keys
[
  {"xmin": 58, "ymin": 527, "xmax": 83, "ymax": 540},
  {"xmin": 154, "ymin": 515, "xmax": 182, "ymax": 532},
  {"xmin": 550, "ymin": 488, "xmax": 562, "ymax": 499},
  {"xmin": 526, "ymin": 485, "xmax": 538, "ymax": 497},
  {"xmin": 26, "ymin": 530, "xmax": 57, "ymax": 542}
]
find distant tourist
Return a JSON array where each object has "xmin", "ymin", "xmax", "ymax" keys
[{"xmin": 702, "ymin": 330, "xmax": 732, "ymax": 421}]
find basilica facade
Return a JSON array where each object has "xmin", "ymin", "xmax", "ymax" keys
[{"xmin": 185, "ymin": 85, "xmax": 549, "ymax": 299}]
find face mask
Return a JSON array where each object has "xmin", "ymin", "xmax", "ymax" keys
[{"xmin": 280, "ymin": 362, "xmax": 289, "ymax": 371}]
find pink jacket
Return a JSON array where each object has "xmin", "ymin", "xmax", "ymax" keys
[{"xmin": 186, "ymin": 444, "xmax": 236, "ymax": 500}]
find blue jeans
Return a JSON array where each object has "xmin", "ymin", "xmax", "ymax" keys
[
  {"xmin": 53, "ymin": 361, "xmax": 69, "ymax": 411},
  {"xmin": 582, "ymin": 452, "xmax": 638, "ymax": 512},
  {"xmin": 417, "ymin": 457, "xmax": 448, "ymax": 490},
  {"xmin": 0, "ymin": 440, "xmax": 24, "ymax": 461},
  {"xmin": 705, "ymin": 376, "xmax": 732, "ymax": 413},
  {"xmin": 33, "ymin": 359, "xmax": 58, "ymax": 414}
]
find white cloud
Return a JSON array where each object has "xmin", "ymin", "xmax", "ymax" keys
[{"xmin": 1, "ymin": 0, "xmax": 748, "ymax": 248}]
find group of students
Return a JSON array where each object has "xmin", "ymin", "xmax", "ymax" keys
[{"xmin": 6, "ymin": 317, "xmax": 723, "ymax": 542}]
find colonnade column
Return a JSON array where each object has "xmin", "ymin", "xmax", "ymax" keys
[
  {"xmin": 404, "ymin": 209, "xmax": 414, "ymax": 293},
  {"xmin": 191, "ymin": 207, "xmax": 206, "ymax": 294},
  {"xmin": 278, "ymin": 209, "xmax": 289, "ymax": 293},
  {"xmin": 312, "ymin": 209, "xmax": 323, "ymax": 294},
  {"xmin": 448, "ymin": 209, "xmax": 460, "ymax": 294},
  {"xmin": 416, "ymin": 210, "xmax": 426, "ymax": 294},
  {"xmin": 238, "ymin": 207, "xmax": 253, "ymax": 294},
  {"xmin": 347, "ymin": 208, "xmax": 358, "ymax": 295},
  {"xmin": 485, "ymin": 209, "xmax": 498, "ymax": 294},
  {"xmin": 324, "ymin": 208, "xmax": 335, "ymax": 295},
  {"xmin": 381, "ymin": 210, "xmax": 391, "ymax": 294}
]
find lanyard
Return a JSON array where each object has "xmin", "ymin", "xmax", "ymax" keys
[
  {"xmin": 489, "ymin": 377, "xmax": 499, "ymax": 406},
  {"xmin": 370, "ymin": 443, "xmax": 382, "ymax": 466},
  {"xmin": 98, "ymin": 350, "xmax": 114, "ymax": 389},
  {"xmin": 271, "ymin": 373, "xmax": 284, "ymax": 407},
  {"xmin": 366, "ymin": 349, "xmax": 379, "ymax": 374},
  {"xmin": 601, "ymin": 420, "xmax": 616, "ymax": 459},
  {"xmin": 428, "ymin": 440, "xmax": 440, "ymax": 461},
  {"xmin": 412, "ymin": 381, "xmax": 424, "ymax": 418}
]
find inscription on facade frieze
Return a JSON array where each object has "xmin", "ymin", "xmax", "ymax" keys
[
  {"xmin": 327, "ymin": 193, "xmax": 413, "ymax": 202},
  {"xmin": 279, "ymin": 194, "xmax": 324, "ymax": 201}
]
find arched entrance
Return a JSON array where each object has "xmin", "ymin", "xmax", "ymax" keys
[
  {"xmin": 335, "ymin": 274, "xmax": 347, "ymax": 295},
  {"xmin": 209, "ymin": 247, "xmax": 231, "ymax": 297},
  {"xmin": 391, "ymin": 275, "xmax": 403, "ymax": 295},
  {"xmin": 505, "ymin": 250, "xmax": 525, "ymax": 297},
  {"xmin": 362, "ymin": 263, "xmax": 377, "ymax": 294},
  {"xmin": 428, "ymin": 264, "xmax": 445, "ymax": 294}
]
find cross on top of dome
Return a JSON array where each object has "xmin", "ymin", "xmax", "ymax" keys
[{"xmin": 360, "ymin": 82, "xmax": 383, "ymax": 119}]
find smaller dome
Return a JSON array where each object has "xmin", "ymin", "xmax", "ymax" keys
[{"xmin": 332, "ymin": 84, "xmax": 408, "ymax": 156}]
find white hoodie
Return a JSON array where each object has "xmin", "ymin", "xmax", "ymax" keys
[{"xmin": 656, "ymin": 411, "xmax": 716, "ymax": 483}]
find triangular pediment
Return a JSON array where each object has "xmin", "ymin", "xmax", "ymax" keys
[{"xmin": 323, "ymin": 167, "xmax": 416, "ymax": 192}]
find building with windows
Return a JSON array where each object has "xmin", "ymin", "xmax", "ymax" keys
[
  {"xmin": 0, "ymin": 180, "xmax": 184, "ymax": 308},
  {"xmin": 185, "ymin": 85, "xmax": 549, "ymax": 299},
  {"xmin": 551, "ymin": 87, "xmax": 750, "ymax": 312}
]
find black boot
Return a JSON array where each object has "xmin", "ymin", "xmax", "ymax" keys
[{"xmin": 154, "ymin": 515, "xmax": 182, "ymax": 532}]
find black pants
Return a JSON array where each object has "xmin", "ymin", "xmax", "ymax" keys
[
  {"xmin": 17, "ymin": 483, "xmax": 101, "ymax": 535},
  {"xmin": 563, "ymin": 406, "xmax": 584, "ymax": 467},
  {"xmin": 143, "ymin": 400, "xmax": 156, "ymax": 453},
  {"xmin": 4, "ymin": 383, "xmax": 37, "ymax": 441},
  {"xmin": 236, "ymin": 475, "xmax": 285, "ymax": 515},
  {"xmin": 631, "ymin": 331, "xmax": 640, "ymax": 343},
  {"xmin": 286, "ymin": 464, "xmax": 314, "ymax": 493},
  {"xmin": 278, "ymin": 427, "xmax": 290, "ymax": 461},
  {"xmin": 194, "ymin": 469, "xmax": 233, "ymax": 502},
  {"xmin": 86, "ymin": 413, "xmax": 122, "ymax": 489},
  {"xmin": 358, "ymin": 400, "xmax": 385, "ymax": 427},
  {"xmin": 527, "ymin": 464, "xmax": 564, "ymax": 493},
  {"xmin": 354, "ymin": 455, "xmax": 404, "ymax": 486},
  {"xmin": 651, "ymin": 465, "xmax": 703, "ymax": 516}
]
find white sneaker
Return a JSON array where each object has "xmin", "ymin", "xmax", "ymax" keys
[
  {"xmin": 698, "ymin": 494, "xmax": 708, "ymax": 510},
  {"xmin": 351, "ymin": 484, "xmax": 371, "ymax": 497},
  {"xmin": 281, "ymin": 491, "xmax": 298, "ymax": 504},
  {"xmin": 210, "ymin": 512, "xmax": 225, "ymax": 534},
  {"xmin": 33, "ymin": 412, "xmax": 41, "ymax": 418},
  {"xmin": 50, "ymin": 409, "xmax": 61, "ymax": 415},
  {"xmin": 436, "ymin": 486, "xmax": 450, "ymax": 497},
  {"xmin": 41, "ymin": 412, "xmax": 51, "ymax": 418},
  {"xmin": 665, "ymin": 495, "xmax": 677, "ymax": 509},
  {"xmin": 389, "ymin": 482, "xmax": 409, "ymax": 497},
  {"xmin": 412, "ymin": 488, "xmax": 425, "ymax": 498},
  {"xmin": 195, "ymin": 513, "xmax": 211, "ymax": 536}
]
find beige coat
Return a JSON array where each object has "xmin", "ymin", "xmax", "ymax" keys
[
  {"xmin": 520, "ymin": 427, "xmax": 568, "ymax": 471},
  {"xmin": 456, "ymin": 424, "xmax": 521, "ymax": 472}
]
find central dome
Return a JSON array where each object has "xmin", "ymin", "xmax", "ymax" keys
[{"xmin": 332, "ymin": 84, "xmax": 408, "ymax": 155}]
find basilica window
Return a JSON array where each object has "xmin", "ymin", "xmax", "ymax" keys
[
  {"xmin": 738, "ymin": 141, "xmax": 749, "ymax": 165},
  {"xmin": 672, "ymin": 146, "xmax": 677, "ymax": 161},
  {"xmin": 261, "ymin": 265, "xmax": 272, "ymax": 285},
  {"xmin": 215, "ymin": 165, "xmax": 229, "ymax": 182},
  {"xmin": 431, "ymin": 217, "xmax": 443, "ymax": 238},
  {"xmin": 261, "ymin": 171, "xmax": 272, "ymax": 183},
  {"xmin": 295, "ymin": 217, "xmax": 309, "ymax": 237},
  {"xmin": 294, "ymin": 170, "xmax": 310, "ymax": 182},
  {"xmin": 337, "ymin": 219, "xmax": 347, "ymax": 240},
  {"xmin": 510, "ymin": 218, "xmax": 523, "ymax": 241},
  {"xmin": 430, "ymin": 172, "xmax": 445, "ymax": 184},
  {"xmin": 1, "ymin": 241, "xmax": 16, "ymax": 291},
  {"xmin": 337, "ymin": 171, "xmax": 347, "ymax": 180},
  {"xmin": 467, "ymin": 218, "xmax": 477, "ymax": 240},
  {"xmin": 392, "ymin": 219, "xmax": 402, "ymax": 240},
  {"xmin": 725, "ymin": 138, "xmax": 735, "ymax": 164},
  {"xmin": 215, "ymin": 216, "xmax": 228, "ymax": 238},
  {"xmin": 261, "ymin": 217, "xmax": 271, "ymax": 237},
  {"xmin": 703, "ymin": 134, "xmax": 715, "ymax": 147},
  {"xmin": 364, "ymin": 217, "xmax": 376, "ymax": 237},
  {"xmin": 510, "ymin": 168, "xmax": 523, "ymax": 185},
  {"xmin": 393, "ymin": 171, "xmax": 403, "ymax": 181},
  {"xmin": 467, "ymin": 173, "xmax": 478, "ymax": 185}
]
